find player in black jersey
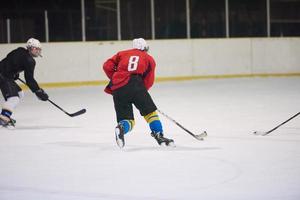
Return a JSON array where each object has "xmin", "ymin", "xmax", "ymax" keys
[{"xmin": 0, "ymin": 38, "xmax": 49, "ymax": 127}]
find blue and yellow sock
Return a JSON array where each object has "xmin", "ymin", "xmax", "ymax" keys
[
  {"xmin": 118, "ymin": 119, "xmax": 135, "ymax": 134},
  {"xmin": 144, "ymin": 111, "xmax": 163, "ymax": 133}
]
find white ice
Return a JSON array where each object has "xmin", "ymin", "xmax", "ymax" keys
[{"xmin": 0, "ymin": 77, "xmax": 300, "ymax": 200}]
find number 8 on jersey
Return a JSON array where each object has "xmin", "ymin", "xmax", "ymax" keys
[{"xmin": 128, "ymin": 56, "xmax": 139, "ymax": 71}]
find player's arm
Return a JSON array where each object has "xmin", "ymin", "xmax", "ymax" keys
[
  {"xmin": 142, "ymin": 55, "xmax": 156, "ymax": 90},
  {"xmin": 103, "ymin": 54, "xmax": 119, "ymax": 94},
  {"xmin": 24, "ymin": 57, "xmax": 48, "ymax": 101},
  {"xmin": 103, "ymin": 54, "xmax": 119, "ymax": 79},
  {"xmin": 24, "ymin": 58, "xmax": 40, "ymax": 92}
]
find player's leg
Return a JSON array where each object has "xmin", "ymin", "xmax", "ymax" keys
[
  {"xmin": 0, "ymin": 79, "xmax": 23, "ymax": 127},
  {"xmin": 134, "ymin": 88, "xmax": 174, "ymax": 146},
  {"xmin": 112, "ymin": 87, "xmax": 135, "ymax": 148}
]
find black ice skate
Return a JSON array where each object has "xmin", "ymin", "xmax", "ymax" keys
[
  {"xmin": 151, "ymin": 132, "xmax": 175, "ymax": 147},
  {"xmin": 115, "ymin": 124, "xmax": 125, "ymax": 148}
]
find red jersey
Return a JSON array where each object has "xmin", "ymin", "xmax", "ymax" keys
[{"xmin": 103, "ymin": 48, "xmax": 156, "ymax": 94}]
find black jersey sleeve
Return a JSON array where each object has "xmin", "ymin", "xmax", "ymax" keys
[{"xmin": 24, "ymin": 56, "xmax": 40, "ymax": 92}]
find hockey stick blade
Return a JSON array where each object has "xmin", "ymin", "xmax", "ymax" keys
[
  {"xmin": 253, "ymin": 112, "xmax": 300, "ymax": 136},
  {"xmin": 253, "ymin": 131, "xmax": 269, "ymax": 136},
  {"xmin": 193, "ymin": 131, "xmax": 208, "ymax": 140},
  {"xmin": 67, "ymin": 108, "xmax": 86, "ymax": 117}
]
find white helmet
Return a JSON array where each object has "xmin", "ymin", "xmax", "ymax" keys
[
  {"xmin": 26, "ymin": 38, "xmax": 41, "ymax": 49},
  {"xmin": 26, "ymin": 38, "xmax": 42, "ymax": 57},
  {"xmin": 132, "ymin": 38, "xmax": 149, "ymax": 51}
]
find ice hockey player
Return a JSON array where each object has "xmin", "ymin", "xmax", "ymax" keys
[
  {"xmin": 103, "ymin": 38, "xmax": 174, "ymax": 148},
  {"xmin": 0, "ymin": 38, "xmax": 49, "ymax": 128}
]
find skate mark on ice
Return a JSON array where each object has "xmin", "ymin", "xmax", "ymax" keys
[{"xmin": 0, "ymin": 185, "xmax": 172, "ymax": 200}]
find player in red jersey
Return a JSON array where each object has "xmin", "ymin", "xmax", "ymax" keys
[{"xmin": 103, "ymin": 38, "xmax": 174, "ymax": 148}]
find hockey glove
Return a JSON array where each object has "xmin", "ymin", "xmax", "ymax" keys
[{"xmin": 35, "ymin": 89, "xmax": 49, "ymax": 101}]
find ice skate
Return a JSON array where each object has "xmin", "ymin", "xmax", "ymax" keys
[
  {"xmin": 151, "ymin": 132, "xmax": 175, "ymax": 147},
  {"xmin": 115, "ymin": 124, "xmax": 125, "ymax": 148},
  {"xmin": 0, "ymin": 115, "xmax": 15, "ymax": 129}
]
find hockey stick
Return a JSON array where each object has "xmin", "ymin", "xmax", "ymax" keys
[
  {"xmin": 253, "ymin": 111, "xmax": 300, "ymax": 136},
  {"xmin": 18, "ymin": 78, "xmax": 86, "ymax": 117},
  {"xmin": 157, "ymin": 109, "xmax": 207, "ymax": 140},
  {"xmin": 46, "ymin": 99, "xmax": 86, "ymax": 117}
]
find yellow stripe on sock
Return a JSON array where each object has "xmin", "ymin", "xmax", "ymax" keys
[
  {"xmin": 128, "ymin": 120, "xmax": 135, "ymax": 131},
  {"xmin": 144, "ymin": 111, "xmax": 160, "ymax": 123}
]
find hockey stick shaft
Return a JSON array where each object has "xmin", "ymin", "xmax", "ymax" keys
[
  {"xmin": 18, "ymin": 78, "xmax": 86, "ymax": 117},
  {"xmin": 264, "ymin": 111, "xmax": 300, "ymax": 135},
  {"xmin": 157, "ymin": 109, "xmax": 202, "ymax": 139}
]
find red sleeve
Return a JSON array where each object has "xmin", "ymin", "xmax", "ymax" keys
[
  {"xmin": 103, "ymin": 54, "xmax": 119, "ymax": 79},
  {"xmin": 103, "ymin": 54, "xmax": 119, "ymax": 94},
  {"xmin": 143, "ymin": 55, "xmax": 156, "ymax": 90}
]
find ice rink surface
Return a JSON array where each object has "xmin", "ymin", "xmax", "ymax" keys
[{"xmin": 0, "ymin": 77, "xmax": 300, "ymax": 200}]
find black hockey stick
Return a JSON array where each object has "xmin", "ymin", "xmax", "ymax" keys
[
  {"xmin": 157, "ymin": 109, "xmax": 207, "ymax": 140},
  {"xmin": 253, "ymin": 111, "xmax": 300, "ymax": 136},
  {"xmin": 46, "ymin": 99, "xmax": 86, "ymax": 117},
  {"xmin": 18, "ymin": 78, "xmax": 86, "ymax": 117}
]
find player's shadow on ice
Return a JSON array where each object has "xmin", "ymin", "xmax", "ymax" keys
[
  {"xmin": 13, "ymin": 126, "xmax": 80, "ymax": 130},
  {"xmin": 124, "ymin": 146, "xmax": 221, "ymax": 152},
  {"xmin": 46, "ymin": 141, "xmax": 220, "ymax": 152},
  {"xmin": 47, "ymin": 141, "xmax": 107, "ymax": 148}
]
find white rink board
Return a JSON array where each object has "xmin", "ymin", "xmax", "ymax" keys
[{"xmin": 0, "ymin": 38, "xmax": 300, "ymax": 83}]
